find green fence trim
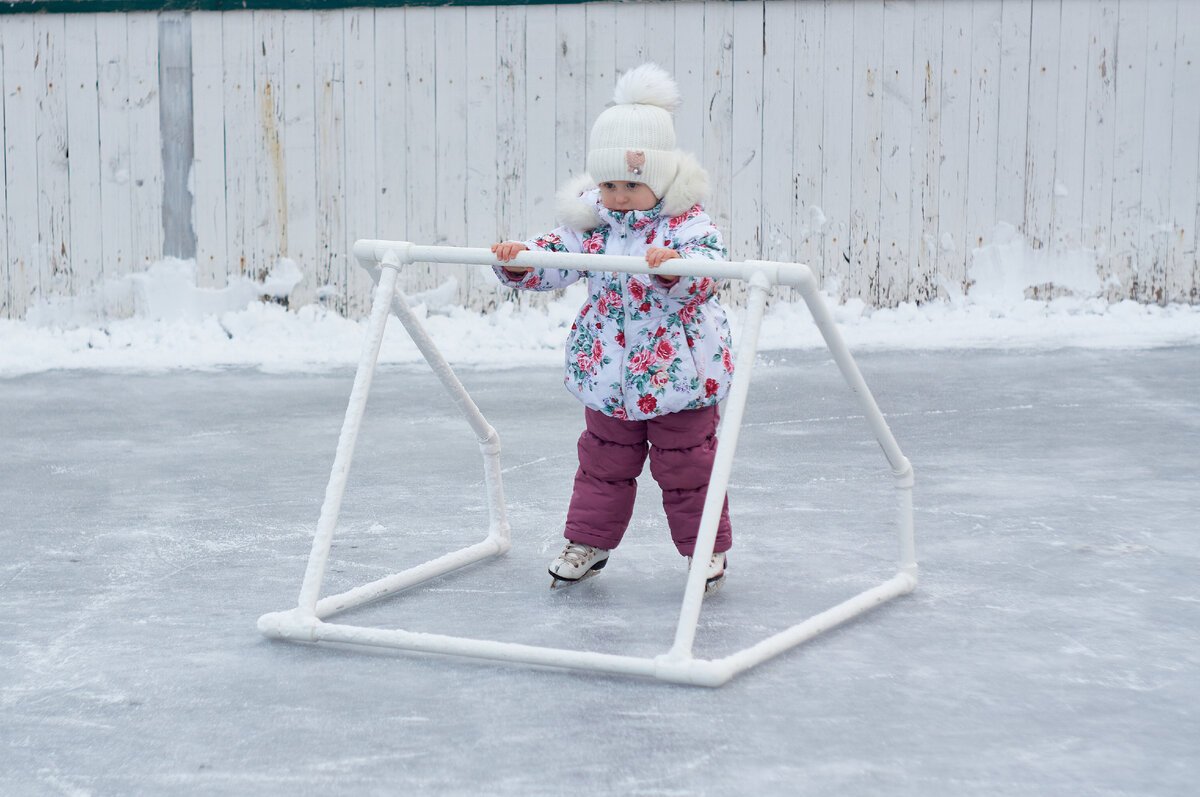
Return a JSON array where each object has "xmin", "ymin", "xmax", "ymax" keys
[{"xmin": 1, "ymin": 0, "xmax": 645, "ymax": 14}]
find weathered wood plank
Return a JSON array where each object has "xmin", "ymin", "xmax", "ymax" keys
[
  {"xmin": 761, "ymin": 0, "xmax": 795, "ymax": 267},
  {"xmin": 849, "ymin": 0, "xmax": 883, "ymax": 303},
  {"xmin": 911, "ymin": 0, "xmax": 943, "ymax": 302},
  {"xmin": 433, "ymin": 5, "xmax": 466, "ymax": 246},
  {"xmin": 1168, "ymin": 0, "xmax": 1199, "ymax": 302},
  {"xmin": 642, "ymin": 2, "xmax": 675, "ymax": 90},
  {"xmin": 1110, "ymin": 0, "xmax": 1148, "ymax": 301},
  {"xmin": 127, "ymin": 12, "xmax": 162, "ymax": 271},
  {"xmin": 254, "ymin": 10, "xmax": 286, "ymax": 284},
  {"xmin": 555, "ymin": 2, "xmax": 587, "ymax": 191},
  {"xmin": 821, "ymin": 0, "xmax": 853, "ymax": 300},
  {"xmin": 671, "ymin": 3, "xmax": 702, "ymax": 158},
  {"xmin": 729, "ymin": 0, "xmax": 762, "ymax": 266},
  {"xmin": 313, "ymin": 9, "xmax": 346, "ymax": 313},
  {"xmin": 1192, "ymin": 25, "xmax": 1200, "ymax": 304},
  {"xmin": 403, "ymin": 5, "xmax": 436, "ymax": 316},
  {"xmin": 222, "ymin": 10, "xmax": 254, "ymax": 279},
  {"xmin": 996, "ymin": 0, "xmax": 1031, "ymax": 234},
  {"xmin": 463, "ymin": 3, "xmax": 495, "ymax": 242},
  {"xmin": 282, "ymin": 8, "xmax": 318, "ymax": 305},
  {"xmin": 1138, "ymin": 1, "xmax": 1176, "ymax": 304},
  {"xmin": 1053, "ymin": 0, "xmax": 1091, "ymax": 254},
  {"xmin": 0, "ymin": 22, "xmax": 7, "ymax": 317},
  {"xmin": 938, "ymin": 0, "xmax": 971, "ymax": 296},
  {"xmin": 523, "ymin": 4, "xmax": 555, "ymax": 236},
  {"xmin": 399, "ymin": 4, "xmax": 433, "ymax": 264},
  {"xmin": 464, "ymin": 4, "xmax": 497, "ymax": 307},
  {"xmin": 95, "ymin": 12, "xmax": 133, "ymax": 303},
  {"xmin": 1083, "ymin": 0, "xmax": 1118, "ymax": 293},
  {"xmin": 1025, "ymin": 0, "xmax": 1060, "ymax": 256},
  {"xmin": 343, "ymin": 7, "xmax": 376, "ymax": 316},
  {"xmin": 3, "ymin": 15, "xmax": 38, "ymax": 317},
  {"xmin": 64, "ymin": 13, "xmax": 103, "ymax": 301},
  {"xmin": 190, "ymin": 12, "xmax": 226, "ymax": 289},
  {"xmin": 372, "ymin": 6, "xmax": 404, "ymax": 246},
  {"xmin": 34, "ymin": 14, "xmax": 71, "ymax": 303},
  {"xmin": 966, "ymin": 0, "xmax": 1001, "ymax": 256},
  {"xmin": 613, "ymin": 0, "xmax": 646, "ymax": 69},
  {"xmin": 701, "ymin": 0, "xmax": 734, "ymax": 248},
  {"xmin": 159, "ymin": 11, "xmax": 195, "ymax": 261},
  {"xmin": 494, "ymin": 3, "xmax": 529, "ymax": 309},
  {"xmin": 793, "ymin": 0, "xmax": 824, "ymax": 284},
  {"xmin": 582, "ymin": 1, "xmax": 615, "ymax": 128},
  {"xmin": 430, "ymin": 5, "xmax": 471, "ymax": 305},
  {"xmin": 0, "ymin": 25, "xmax": 7, "ymax": 318},
  {"xmin": 879, "ymin": 0, "xmax": 915, "ymax": 307},
  {"xmin": 496, "ymin": 3, "xmax": 526, "ymax": 243}
]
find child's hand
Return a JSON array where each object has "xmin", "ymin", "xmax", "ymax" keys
[
  {"xmin": 492, "ymin": 241, "xmax": 530, "ymax": 265},
  {"xmin": 646, "ymin": 247, "xmax": 680, "ymax": 286},
  {"xmin": 646, "ymin": 246, "xmax": 680, "ymax": 268},
  {"xmin": 492, "ymin": 242, "xmax": 532, "ymax": 279}
]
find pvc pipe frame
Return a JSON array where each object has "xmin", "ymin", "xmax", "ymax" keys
[{"xmin": 258, "ymin": 241, "xmax": 918, "ymax": 688}]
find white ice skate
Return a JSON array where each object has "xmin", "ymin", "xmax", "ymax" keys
[
  {"xmin": 688, "ymin": 551, "xmax": 727, "ymax": 597},
  {"xmin": 548, "ymin": 542, "xmax": 609, "ymax": 588}
]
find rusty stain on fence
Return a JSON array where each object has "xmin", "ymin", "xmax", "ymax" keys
[{"xmin": 260, "ymin": 79, "xmax": 288, "ymax": 263}]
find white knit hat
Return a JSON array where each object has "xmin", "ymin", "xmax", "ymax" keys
[{"xmin": 586, "ymin": 64, "xmax": 681, "ymax": 199}]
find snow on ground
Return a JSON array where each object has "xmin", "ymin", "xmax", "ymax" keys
[{"xmin": 3, "ymin": 229, "xmax": 1199, "ymax": 376}]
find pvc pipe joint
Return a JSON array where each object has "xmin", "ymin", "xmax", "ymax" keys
[
  {"xmin": 652, "ymin": 654, "xmax": 733, "ymax": 688},
  {"xmin": 257, "ymin": 607, "xmax": 320, "ymax": 641},
  {"xmin": 477, "ymin": 426, "xmax": 502, "ymax": 455}
]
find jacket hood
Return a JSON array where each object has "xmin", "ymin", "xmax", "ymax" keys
[{"xmin": 555, "ymin": 151, "xmax": 710, "ymax": 233}]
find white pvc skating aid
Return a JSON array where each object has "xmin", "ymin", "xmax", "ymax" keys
[{"xmin": 257, "ymin": 242, "xmax": 918, "ymax": 687}]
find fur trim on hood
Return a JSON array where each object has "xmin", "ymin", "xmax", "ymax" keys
[{"xmin": 555, "ymin": 151, "xmax": 711, "ymax": 233}]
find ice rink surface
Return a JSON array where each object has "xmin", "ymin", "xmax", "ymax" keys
[{"xmin": 2, "ymin": 347, "xmax": 1198, "ymax": 795}]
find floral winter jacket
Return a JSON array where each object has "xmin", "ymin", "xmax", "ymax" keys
[{"xmin": 496, "ymin": 181, "xmax": 734, "ymax": 421}]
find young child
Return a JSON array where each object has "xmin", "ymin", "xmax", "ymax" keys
[{"xmin": 492, "ymin": 64, "xmax": 734, "ymax": 595}]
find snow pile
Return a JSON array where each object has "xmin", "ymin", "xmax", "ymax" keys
[
  {"xmin": 25, "ymin": 257, "xmax": 303, "ymax": 327},
  {"xmin": 2, "ymin": 229, "xmax": 1198, "ymax": 375},
  {"xmin": 968, "ymin": 222, "xmax": 1106, "ymax": 302}
]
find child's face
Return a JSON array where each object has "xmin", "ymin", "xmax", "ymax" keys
[{"xmin": 599, "ymin": 181, "xmax": 659, "ymax": 212}]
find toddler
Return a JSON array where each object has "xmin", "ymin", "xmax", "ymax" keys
[{"xmin": 492, "ymin": 64, "xmax": 734, "ymax": 596}]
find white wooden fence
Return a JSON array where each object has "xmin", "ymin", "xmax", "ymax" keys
[{"xmin": 1, "ymin": 0, "xmax": 1198, "ymax": 320}]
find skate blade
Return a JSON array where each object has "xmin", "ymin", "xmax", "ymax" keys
[
  {"xmin": 703, "ymin": 573, "xmax": 726, "ymax": 598},
  {"xmin": 549, "ymin": 565, "xmax": 604, "ymax": 589}
]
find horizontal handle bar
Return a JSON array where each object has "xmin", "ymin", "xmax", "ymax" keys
[{"xmin": 353, "ymin": 240, "xmax": 816, "ymax": 292}]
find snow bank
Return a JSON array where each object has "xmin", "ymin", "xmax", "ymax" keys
[{"xmin": 2, "ymin": 232, "xmax": 1198, "ymax": 375}]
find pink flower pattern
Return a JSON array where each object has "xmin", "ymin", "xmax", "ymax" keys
[
  {"xmin": 581, "ymin": 232, "xmax": 606, "ymax": 254},
  {"xmin": 628, "ymin": 349, "xmax": 654, "ymax": 375}
]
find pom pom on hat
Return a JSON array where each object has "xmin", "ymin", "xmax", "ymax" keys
[
  {"xmin": 586, "ymin": 63, "xmax": 681, "ymax": 199},
  {"xmin": 613, "ymin": 63, "xmax": 681, "ymax": 111}
]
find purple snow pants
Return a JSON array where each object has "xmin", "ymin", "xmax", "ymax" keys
[{"xmin": 563, "ymin": 405, "xmax": 733, "ymax": 557}]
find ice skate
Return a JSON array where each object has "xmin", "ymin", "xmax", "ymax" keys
[
  {"xmin": 548, "ymin": 542, "xmax": 609, "ymax": 588},
  {"xmin": 688, "ymin": 551, "xmax": 727, "ymax": 597}
]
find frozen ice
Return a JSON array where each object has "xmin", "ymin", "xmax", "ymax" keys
[{"xmin": 2, "ymin": 347, "xmax": 1197, "ymax": 794}]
